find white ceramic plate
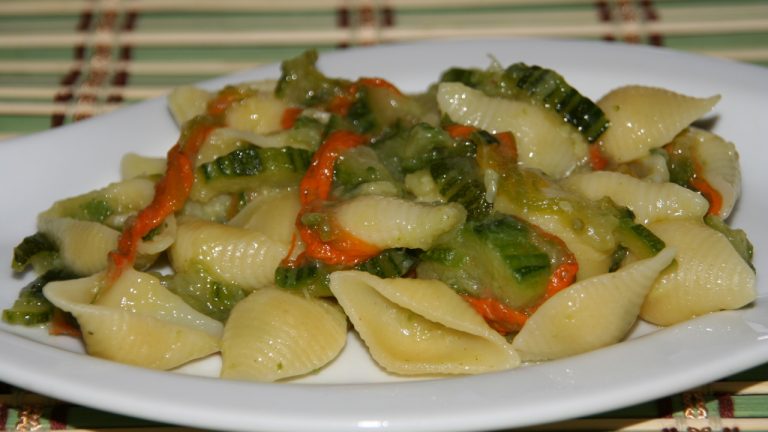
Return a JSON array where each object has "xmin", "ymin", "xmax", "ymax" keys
[{"xmin": 0, "ymin": 38, "xmax": 766, "ymax": 432}]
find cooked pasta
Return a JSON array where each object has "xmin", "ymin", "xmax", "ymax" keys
[
  {"xmin": 597, "ymin": 85, "xmax": 720, "ymax": 163},
  {"xmin": 44, "ymin": 269, "xmax": 222, "ymax": 370},
  {"xmin": 4, "ymin": 49, "xmax": 756, "ymax": 381},
  {"xmin": 641, "ymin": 219, "xmax": 756, "ymax": 326},
  {"xmin": 221, "ymin": 287, "xmax": 347, "ymax": 382},
  {"xmin": 330, "ymin": 271, "xmax": 520, "ymax": 375}
]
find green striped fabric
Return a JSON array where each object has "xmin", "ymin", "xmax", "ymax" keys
[
  {"xmin": 1, "ymin": 0, "xmax": 767, "ymax": 140},
  {"xmin": 1, "ymin": 0, "xmax": 767, "ymax": 430}
]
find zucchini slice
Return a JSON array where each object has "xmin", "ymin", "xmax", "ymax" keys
[
  {"xmin": 12, "ymin": 232, "xmax": 58, "ymax": 273},
  {"xmin": 2, "ymin": 269, "xmax": 76, "ymax": 326},
  {"xmin": 193, "ymin": 144, "xmax": 311, "ymax": 201},
  {"xmin": 429, "ymin": 157, "xmax": 492, "ymax": 220},
  {"xmin": 440, "ymin": 63, "xmax": 609, "ymax": 143},
  {"xmin": 418, "ymin": 213, "xmax": 565, "ymax": 310},
  {"xmin": 165, "ymin": 266, "xmax": 248, "ymax": 322}
]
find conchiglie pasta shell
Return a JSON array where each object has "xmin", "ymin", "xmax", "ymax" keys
[
  {"xmin": 597, "ymin": 85, "xmax": 719, "ymax": 163},
  {"xmin": 135, "ymin": 215, "xmax": 177, "ymax": 257},
  {"xmin": 641, "ymin": 219, "xmax": 756, "ymax": 326},
  {"xmin": 167, "ymin": 85, "xmax": 212, "ymax": 126},
  {"xmin": 41, "ymin": 177, "xmax": 156, "ymax": 220},
  {"xmin": 221, "ymin": 288, "xmax": 347, "ymax": 382},
  {"xmin": 227, "ymin": 188, "xmax": 300, "ymax": 246},
  {"xmin": 195, "ymin": 127, "xmax": 267, "ymax": 167},
  {"xmin": 120, "ymin": 153, "xmax": 166, "ymax": 180},
  {"xmin": 676, "ymin": 127, "xmax": 741, "ymax": 219},
  {"xmin": 225, "ymin": 93, "xmax": 287, "ymax": 135},
  {"xmin": 329, "ymin": 271, "xmax": 520, "ymax": 375},
  {"xmin": 512, "ymin": 247, "xmax": 676, "ymax": 361},
  {"xmin": 44, "ymin": 269, "xmax": 222, "ymax": 370},
  {"xmin": 436, "ymin": 82, "xmax": 588, "ymax": 178},
  {"xmin": 169, "ymin": 219, "xmax": 287, "ymax": 290},
  {"xmin": 561, "ymin": 171, "xmax": 708, "ymax": 224},
  {"xmin": 332, "ymin": 195, "xmax": 466, "ymax": 250},
  {"xmin": 38, "ymin": 214, "xmax": 176, "ymax": 275},
  {"xmin": 37, "ymin": 217, "xmax": 117, "ymax": 275}
]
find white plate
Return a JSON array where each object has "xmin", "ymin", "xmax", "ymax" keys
[{"xmin": 1, "ymin": 38, "xmax": 767, "ymax": 432}]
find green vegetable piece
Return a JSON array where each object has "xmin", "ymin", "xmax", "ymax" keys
[
  {"xmin": 275, "ymin": 248, "xmax": 417, "ymax": 297},
  {"xmin": 275, "ymin": 260, "xmax": 335, "ymax": 297},
  {"xmin": 275, "ymin": 49, "xmax": 349, "ymax": 107},
  {"xmin": 201, "ymin": 144, "xmax": 311, "ymax": 181},
  {"xmin": 165, "ymin": 267, "xmax": 247, "ymax": 322},
  {"xmin": 79, "ymin": 199, "xmax": 113, "ymax": 223},
  {"xmin": 355, "ymin": 248, "xmax": 418, "ymax": 279},
  {"xmin": 471, "ymin": 216, "xmax": 551, "ymax": 281},
  {"xmin": 705, "ymin": 214, "xmax": 754, "ymax": 270},
  {"xmin": 374, "ymin": 123, "xmax": 474, "ymax": 175},
  {"xmin": 12, "ymin": 232, "xmax": 58, "ymax": 273},
  {"xmin": 664, "ymin": 139, "xmax": 696, "ymax": 188},
  {"xmin": 196, "ymin": 144, "xmax": 312, "ymax": 198},
  {"xmin": 440, "ymin": 63, "xmax": 609, "ymax": 143},
  {"xmin": 334, "ymin": 146, "xmax": 394, "ymax": 193},
  {"xmin": 418, "ymin": 214, "xmax": 557, "ymax": 309},
  {"xmin": 2, "ymin": 269, "xmax": 76, "ymax": 326},
  {"xmin": 613, "ymin": 205, "xmax": 666, "ymax": 261},
  {"xmin": 429, "ymin": 157, "xmax": 491, "ymax": 220}
]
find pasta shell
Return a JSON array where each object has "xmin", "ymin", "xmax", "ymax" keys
[
  {"xmin": 120, "ymin": 153, "xmax": 166, "ymax": 180},
  {"xmin": 330, "ymin": 271, "xmax": 520, "ymax": 375},
  {"xmin": 167, "ymin": 85, "xmax": 212, "ymax": 126},
  {"xmin": 332, "ymin": 195, "xmax": 466, "ymax": 250},
  {"xmin": 561, "ymin": 171, "xmax": 709, "ymax": 224},
  {"xmin": 641, "ymin": 219, "xmax": 756, "ymax": 326},
  {"xmin": 225, "ymin": 93, "xmax": 287, "ymax": 135},
  {"xmin": 169, "ymin": 219, "xmax": 288, "ymax": 290},
  {"xmin": 675, "ymin": 127, "xmax": 742, "ymax": 219},
  {"xmin": 227, "ymin": 188, "xmax": 300, "ymax": 246},
  {"xmin": 40, "ymin": 177, "xmax": 156, "ymax": 220},
  {"xmin": 37, "ymin": 217, "xmax": 117, "ymax": 275},
  {"xmin": 44, "ymin": 269, "xmax": 222, "ymax": 370},
  {"xmin": 597, "ymin": 85, "xmax": 719, "ymax": 163},
  {"xmin": 436, "ymin": 82, "xmax": 588, "ymax": 178},
  {"xmin": 221, "ymin": 288, "xmax": 347, "ymax": 382},
  {"xmin": 512, "ymin": 247, "xmax": 676, "ymax": 361}
]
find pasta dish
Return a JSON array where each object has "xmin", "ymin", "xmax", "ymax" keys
[{"xmin": 3, "ymin": 50, "xmax": 756, "ymax": 382}]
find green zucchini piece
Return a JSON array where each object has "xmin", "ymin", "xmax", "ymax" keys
[
  {"xmin": 429, "ymin": 157, "xmax": 491, "ymax": 220},
  {"xmin": 12, "ymin": 232, "xmax": 58, "ymax": 273},
  {"xmin": 704, "ymin": 214, "xmax": 754, "ymax": 270},
  {"xmin": 2, "ymin": 269, "xmax": 76, "ymax": 326},
  {"xmin": 503, "ymin": 63, "xmax": 609, "ymax": 142},
  {"xmin": 440, "ymin": 63, "xmax": 609, "ymax": 143},
  {"xmin": 418, "ymin": 214, "xmax": 560, "ymax": 309},
  {"xmin": 275, "ymin": 49, "xmax": 350, "ymax": 107},
  {"xmin": 195, "ymin": 144, "xmax": 311, "ymax": 199},
  {"xmin": 611, "ymin": 204, "xmax": 666, "ymax": 264},
  {"xmin": 354, "ymin": 248, "xmax": 418, "ymax": 278},
  {"xmin": 201, "ymin": 144, "xmax": 311, "ymax": 180},
  {"xmin": 275, "ymin": 248, "xmax": 418, "ymax": 297},
  {"xmin": 373, "ymin": 122, "xmax": 475, "ymax": 176},
  {"xmin": 334, "ymin": 146, "xmax": 395, "ymax": 193},
  {"xmin": 165, "ymin": 266, "xmax": 247, "ymax": 322},
  {"xmin": 275, "ymin": 260, "xmax": 335, "ymax": 297}
]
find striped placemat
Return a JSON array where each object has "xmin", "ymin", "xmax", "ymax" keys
[
  {"xmin": 1, "ymin": 0, "xmax": 767, "ymax": 430},
  {"xmin": 1, "ymin": 0, "xmax": 767, "ymax": 140},
  {"xmin": 2, "ymin": 363, "xmax": 768, "ymax": 430}
]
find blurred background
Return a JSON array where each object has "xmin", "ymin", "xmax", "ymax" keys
[{"xmin": 1, "ymin": 0, "xmax": 766, "ymax": 140}]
